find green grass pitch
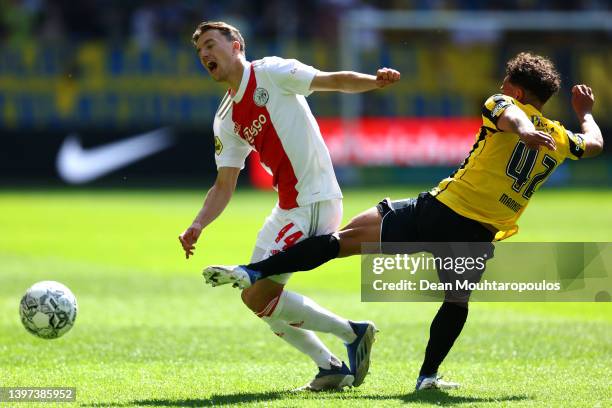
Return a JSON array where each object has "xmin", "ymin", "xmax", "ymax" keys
[{"xmin": 1, "ymin": 187, "xmax": 611, "ymax": 407}]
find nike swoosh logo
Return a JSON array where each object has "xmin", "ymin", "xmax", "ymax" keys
[{"xmin": 56, "ymin": 128, "xmax": 174, "ymax": 184}]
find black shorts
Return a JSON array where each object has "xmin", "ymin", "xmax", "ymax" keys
[
  {"xmin": 377, "ymin": 192, "xmax": 494, "ymax": 243},
  {"xmin": 376, "ymin": 192, "xmax": 495, "ymax": 302}
]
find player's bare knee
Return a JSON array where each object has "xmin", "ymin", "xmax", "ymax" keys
[
  {"xmin": 337, "ymin": 224, "xmax": 381, "ymax": 258},
  {"xmin": 341, "ymin": 217, "xmax": 359, "ymax": 231},
  {"xmin": 343, "ymin": 208, "xmax": 378, "ymax": 230},
  {"xmin": 241, "ymin": 284, "xmax": 283, "ymax": 315},
  {"xmin": 241, "ymin": 287, "xmax": 262, "ymax": 312}
]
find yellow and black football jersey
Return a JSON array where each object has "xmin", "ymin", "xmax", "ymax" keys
[{"xmin": 431, "ymin": 94, "xmax": 585, "ymax": 241}]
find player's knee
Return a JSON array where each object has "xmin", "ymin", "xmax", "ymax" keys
[
  {"xmin": 336, "ymin": 225, "xmax": 380, "ymax": 258},
  {"xmin": 241, "ymin": 286, "xmax": 281, "ymax": 315},
  {"xmin": 342, "ymin": 206, "xmax": 381, "ymax": 230},
  {"xmin": 343, "ymin": 213, "xmax": 371, "ymax": 231},
  {"xmin": 443, "ymin": 298, "xmax": 470, "ymax": 310},
  {"xmin": 341, "ymin": 215, "xmax": 362, "ymax": 231},
  {"xmin": 342, "ymin": 217, "xmax": 359, "ymax": 231},
  {"xmin": 240, "ymin": 287, "xmax": 258, "ymax": 311}
]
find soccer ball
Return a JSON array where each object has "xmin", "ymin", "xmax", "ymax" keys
[{"xmin": 19, "ymin": 281, "xmax": 78, "ymax": 339}]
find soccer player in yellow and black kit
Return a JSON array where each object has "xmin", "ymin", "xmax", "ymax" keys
[{"xmin": 203, "ymin": 52, "xmax": 604, "ymax": 390}]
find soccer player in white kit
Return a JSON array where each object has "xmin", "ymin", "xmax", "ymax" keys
[{"xmin": 178, "ymin": 21, "xmax": 400, "ymax": 391}]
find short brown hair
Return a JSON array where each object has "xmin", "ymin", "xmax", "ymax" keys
[
  {"xmin": 192, "ymin": 21, "xmax": 245, "ymax": 53},
  {"xmin": 505, "ymin": 52, "xmax": 561, "ymax": 104}
]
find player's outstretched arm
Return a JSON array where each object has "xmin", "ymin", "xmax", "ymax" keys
[
  {"xmin": 497, "ymin": 104, "xmax": 557, "ymax": 151},
  {"xmin": 571, "ymin": 84, "xmax": 604, "ymax": 158},
  {"xmin": 310, "ymin": 67, "xmax": 400, "ymax": 93},
  {"xmin": 178, "ymin": 167, "xmax": 240, "ymax": 259}
]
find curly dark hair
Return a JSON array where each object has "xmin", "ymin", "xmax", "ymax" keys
[{"xmin": 506, "ymin": 52, "xmax": 561, "ymax": 104}]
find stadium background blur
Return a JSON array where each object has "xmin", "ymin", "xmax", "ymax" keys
[{"xmin": 1, "ymin": 0, "xmax": 610, "ymax": 187}]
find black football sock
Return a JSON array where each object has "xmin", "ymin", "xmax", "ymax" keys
[
  {"xmin": 246, "ymin": 234, "xmax": 340, "ymax": 278},
  {"xmin": 419, "ymin": 301, "xmax": 469, "ymax": 377}
]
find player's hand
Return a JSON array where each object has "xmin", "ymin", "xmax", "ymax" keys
[
  {"xmin": 178, "ymin": 222, "xmax": 203, "ymax": 259},
  {"xmin": 376, "ymin": 68, "xmax": 400, "ymax": 88},
  {"xmin": 571, "ymin": 84, "xmax": 594, "ymax": 119},
  {"xmin": 518, "ymin": 129, "xmax": 557, "ymax": 151}
]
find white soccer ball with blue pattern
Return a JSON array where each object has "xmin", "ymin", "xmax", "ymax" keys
[{"xmin": 19, "ymin": 281, "xmax": 78, "ymax": 339}]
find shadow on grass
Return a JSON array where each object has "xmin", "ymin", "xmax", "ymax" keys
[
  {"xmin": 397, "ymin": 390, "xmax": 530, "ymax": 405},
  {"xmin": 304, "ymin": 390, "xmax": 531, "ymax": 405},
  {"xmin": 83, "ymin": 389, "xmax": 530, "ymax": 407},
  {"xmin": 82, "ymin": 391, "xmax": 286, "ymax": 407},
  {"xmin": 137, "ymin": 391, "xmax": 286, "ymax": 406}
]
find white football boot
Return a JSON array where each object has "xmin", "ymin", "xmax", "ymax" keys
[
  {"xmin": 202, "ymin": 265, "xmax": 259, "ymax": 289},
  {"xmin": 415, "ymin": 375, "xmax": 460, "ymax": 390}
]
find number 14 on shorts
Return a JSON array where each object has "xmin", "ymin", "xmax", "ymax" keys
[{"xmin": 272, "ymin": 222, "xmax": 304, "ymax": 254}]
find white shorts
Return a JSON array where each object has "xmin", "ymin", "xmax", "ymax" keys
[{"xmin": 250, "ymin": 199, "xmax": 343, "ymax": 285}]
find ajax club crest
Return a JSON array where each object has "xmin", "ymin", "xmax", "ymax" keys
[{"xmin": 253, "ymin": 87, "xmax": 269, "ymax": 107}]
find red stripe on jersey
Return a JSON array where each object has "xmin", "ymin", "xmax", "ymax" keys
[{"xmin": 232, "ymin": 65, "xmax": 299, "ymax": 209}]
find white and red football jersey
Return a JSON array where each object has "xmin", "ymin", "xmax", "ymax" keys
[{"xmin": 212, "ymin": 57, "xmax": 342, "ymax": 210}]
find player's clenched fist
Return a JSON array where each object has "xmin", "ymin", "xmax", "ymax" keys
[
  {"xmin": 179, "ymin": 222, "xmax": 203, "ymax": 259},
  {"xmin": 376, "ymin": 68, "xmax": 400, "ymax": 88},
  {"xmin": 571, "ymin": 84, "xmax": 595, "ymax": 118}
]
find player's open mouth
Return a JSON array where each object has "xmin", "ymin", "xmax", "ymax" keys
[{"xmin": 207, "ymin": 62, "xmax": 218, "ymax": 73}]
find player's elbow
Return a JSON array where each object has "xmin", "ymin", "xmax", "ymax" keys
[
  {"xmin": 214, "ymin": 168, "xmax": 240, "ymax": 193},
  {"xmin": 212, "ymin": 177, "xmax": 238, "ymax": 198},
  {"xmin": 583, "ymin": 133, "xmax": 604, "ymax": 158},
  {"xmin": 330, "ymin": 72, "xmax": 359, "ymax": 93},
  {"xmin": 213, "ymin": 180, "xmax": 237, "ymax": 196},
  {"xmin": 591, "ymin": 138, "xmax": 604, "ymax": 157},
  {"xmin": 312, "ymin": 71, "xmax": 361, "ymax": 92}
]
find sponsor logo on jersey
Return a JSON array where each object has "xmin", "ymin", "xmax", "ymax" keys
[
  {"xmin": 241, "ymin": 114, "xmax": 268, "ymax": 145},
  {"xmin": 491, "ymin": 101, "xmax": 510, "ymax": 117},
  {"xmin": 568, "ymin": 132, "xmax": 586, "ymax": 156},
  {"xmin": 253, "ymin": 87, "xmax": 269, "ymax": 107},
  {"xmin": 573, "ymin": 134, "xmax": 585, "ymax": 150},
  {"xmin": 214, "ymin": 135, "xmax": 223, "ymax": 155}
]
